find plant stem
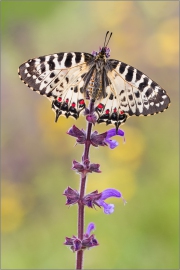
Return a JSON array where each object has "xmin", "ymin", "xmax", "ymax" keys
[{"xmin": 76, "ymin": 102, "xmax": 94, "ymax": 270}]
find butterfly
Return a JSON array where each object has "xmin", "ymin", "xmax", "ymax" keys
[{"xmin": 18, "ymin": 31, "xmax": 170, "ymax": 129}]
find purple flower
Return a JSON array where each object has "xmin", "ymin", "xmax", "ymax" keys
[
  {"xmin": 67, "ymin": 127, "xmax": 124, "ymax": 150},
  {"xmin": 83, "ymin": 188, "xmax": 125, "ymax": 214},
  {"xmin": 88, "ymin": 163, "xmax": 101, "ymax": 173},
  {"xmin": 90, "ymin": 131, "xmax": 108, "ymax": 147},
  {"xmin": 72, "ymin": 159, "xmax": 101, "ymax": 177},
  {"xmin": 85, "ymin": 222, "xmax": 95, "ymax": 237},
  {"xmin": 97, "ymin": 188, "xmax": 122, "ymax": 214},
  {"xmin": 64, "ymin": 236, "xmax": 82, "ymax": 252},
  {"xmin": 63, "ymin": 186, "xmax": 79, "ymax": 205},
  {"xmin": 86, "ymin": 113, "xmax": 97, "ymax": 125},
  {"xmin": 82, "ymin": 223, "xmax": 98, "ymax": 248},
  {"xmin": 64, "ymin": 223, "xmax": 98, "ymax": 252},
  {"xmin": 90, "ymin": 128, "xmax": 124, "ymax": 149},
  {"xmin": 67, "ymin": 125, "xmax": 86, "ymax": 144},
  {"xmin": 72, "ymin": 160, "xmax": 84, "ymax": 173},
  {"xmin": 83, "ymin": 190, "xmax": 102, "ymax": 208},
  {"xmin": 105, "ymin": 128, "xmax": 125, "ymax": 149}
]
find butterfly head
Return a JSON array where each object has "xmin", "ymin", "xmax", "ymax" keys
[
  {"xmin": 92, "ymin": 46, "xmax": 111, "ymax": 59},
  {"xmin": 92, "ymin": 31, "xmax": 112, "ymax": 59}
]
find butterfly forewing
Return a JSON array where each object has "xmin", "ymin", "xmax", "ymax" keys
[{"xmin": 18, "ymin": 52, "xmax": 92, "ymax": 93}]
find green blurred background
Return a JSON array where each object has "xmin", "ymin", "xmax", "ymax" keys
[{"xmin": 1, "ymin": 1, "xmax": 179, "ymax": 269}]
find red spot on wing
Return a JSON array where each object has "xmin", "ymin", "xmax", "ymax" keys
[
  {"xmin": 97, "ymin": 103, "xmax": 104, "ymax": 109},
  {"xmin": 105, "ymin": 109, "xmax": 110, "ymax": 114},
  {"xmin": 66, "ymin": 99, "xmax": 69, "ymax": 103},
  {"xmin": 79, "ymin": 99, "xmax": 85, "ymax": 105},
  {"xmin": 72, "ymin": 102, "xmax": 76, "ymax": 108},
  {"xmin": 57, "ymin": 97, "xmax": 62, "ymax": 102},
  {"xmin": 120, "ymin": 110, "xmax": 124, "ymax": 115},
  {"xmin": 113, "ymin": 108, "xmax": 117, "ymax": 113}
]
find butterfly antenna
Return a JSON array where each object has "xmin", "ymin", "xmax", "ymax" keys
[
  {"xmin": 104, "ymin": 31, "xmax": 109, "ymax": 47},
  {"xmin": 106, "ymin": 32, "xmax": 112, "ymax": 47}
]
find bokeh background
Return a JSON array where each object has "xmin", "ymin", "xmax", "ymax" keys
[{"xmin": 1, "ymin": 1, "xmax": 179, "ymax": 269}]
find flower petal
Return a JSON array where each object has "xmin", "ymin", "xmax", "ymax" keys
[
  {"xmin": 91, "ymin": 131, "xmax": 107, "ymax": 147},
  {"xmin": 67, "ymin": 125, "xmax": 86, "ymax": 144},
  {"xmin": 106, "ymin": 128, "xmax": 124, "ymax": 139},
  {"xmin": 105, "ymin": 128, "xmax": 124, "ymax": 149},
  {"xmin": 73, "ymin": 238, "xmax": 82, "ymax": 252},
  {"xmin": 72, "ymin": 160, "xmax": 84, "ymax": 172},
  {"xmin": 95, "ymin": 189, "xmax": 122, "ymax": 214},
  {"xmin": 89, "ymin": 163, "xmax": 101, "ymax": 173},
  {"xmin": 104, "ymin": 203, "xmax": 114, "ymax": 214},
  {"xmin": 97, "ymin": 200, "xmax": 115, "ymax": 214},
  {"xmin": 86, "ymin": 222, "xmax": 95, "ymax": 236},
  {"xmin": 83, "ymin": 191, "xmax": 102, "ymax": 208},
  {"xmin": 100, "ymin": 188, "xmax": 121, "ymax": 200},
  {"xmin": 63, "ymin": 186, "xmax": 79, "ymax": 205},
  {"xmin": 105, "ymin": 139, "xmax": 118, "ymax": 149}
]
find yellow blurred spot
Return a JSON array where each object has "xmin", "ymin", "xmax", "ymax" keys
[
  {"xmin": 86, "ymin": 167, "xmax": 136, "ymax": 215},
  {"xmin": 36, "ymin": 101, "xmax": 85, "ymax": 155},
  {"xmin": 86, "ymin": 165, "xmax": 137, "ymax": 201},
  {"xmin": 112, "ymin": 168, "xmax": 137, "ymax": 200},
  {"xmin": 2, "ymin": 197, "xmax": 25, "ymax": 233},
  {"xmin": 37, "ymin": 101, "xmax": 72, "ymax": 138},
  {"xmin": 138, "ymin": 2, "xmax": 177, "ymax": 20},
  {"xmin": 2, "ymin": 179, "xmax": 35, "ymax": 214},
  {"xmin": 89, "ymin": 2, "xmax": 134, "ymax": 27},
  {"xmin": 1, "ymin": 180, "xmax": 29, "ymax": 233},
  {"xmin": 108, "ymin": 126, "xmax": 146, "ymax": 163},
  {"xmin": 146, "ymin": 18, "xmax": 179, "ymax": 67}
]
